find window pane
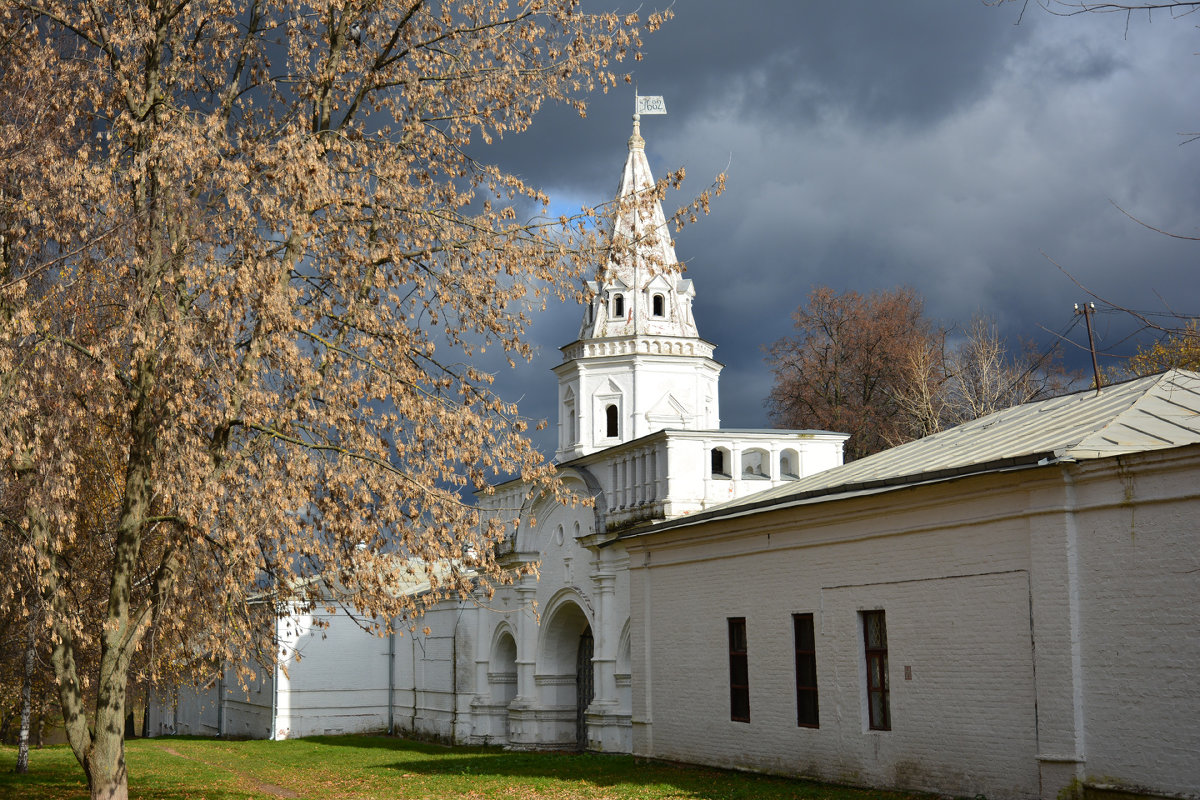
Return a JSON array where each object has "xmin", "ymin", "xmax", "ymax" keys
[
  {"xmin": 793, "ymin": 614, "xmax": 819, "ymax": 728},
  {"xmin": 866, "ymin": 613, "xmax": 884, "ymax": 648},
  {"xmin": 731, "ymin": 687, "xmax": 750, "ymax": 721},
  {"xmin": 870, "ymin": 693, "xmax": 886, "ymax": 727},
  {"xmin": 728, "ymin": 618, "xmax": 746, "ymax": 652},
  {"xmin": 795, "ymin": 615, "xmax": 815, "ymax": 650},
  {"xmin": 863, "ymin": 610, "xmax": 891, "ymax": 731},
  {"xmin": 728, "ymin": 618, "xmax": 749, "ymax": 722},
  {"xmin": 797, "ymin": 691, "xmax": 818, "ymax": 726}
]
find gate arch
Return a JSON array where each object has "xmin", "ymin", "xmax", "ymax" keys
[{"xmin": 537, "ymin": 593, "xmax": 594, "ymax": 749}]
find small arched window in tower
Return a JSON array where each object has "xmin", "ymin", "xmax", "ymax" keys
[
  {"xmin": 564, "ymin": 395, "xmax": 576, "ymax": 447},
  {"xmin": 606, "ymin": 404, "xmax": 619, "ymax": 438},
  {"xmin": 612, "ymin": 293, "xmax": 625, "ymax": 319},
  {"xmin": 652, "ymin": 293, "xmax": 665, "ymax": 317}
]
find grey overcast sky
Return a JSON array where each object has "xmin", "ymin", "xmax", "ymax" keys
[{"xmin": 479, "ymin": 1, "xmax": 1200, "ymax": 456}]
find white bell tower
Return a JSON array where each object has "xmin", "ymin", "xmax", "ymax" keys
[{"xmin": 553, "ymin": 112, "xmax": 722, "ymax": 461}]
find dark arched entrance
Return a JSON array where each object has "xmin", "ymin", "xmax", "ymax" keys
[{"xmin": 576, "ymin": 626, "xmax": 594, "ymax": 749}]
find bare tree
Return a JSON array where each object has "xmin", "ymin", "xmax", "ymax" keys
[
  {"xmin": 891, "ymin": 333, "xmax": 952, "ymax": 443},
  {"xmin": 897, "ymin": 314, "xmax": 1075, "ymax": 437},
  {"xmin": 771, "ymin": 293, "xmax": 1075, "ymax": 456},
  {"xmin": 766, "ymin": 286, "xmax": 934, "ymax": 460},
  {"xmin": 947, "ymin": 316, "xmax": 1064, "ymax": 420},
  {"xmin": 990, "ymin": 1, "xmax": 1200, "ymax": 22}
]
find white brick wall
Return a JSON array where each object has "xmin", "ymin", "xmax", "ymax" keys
[
  {"xmin": 627, "ymin": 446, "xmax": 1200, "ymax": 800},
  {"xmin": 1070, "ymin": 450, "xmax": 1200, "ymax": 796}
]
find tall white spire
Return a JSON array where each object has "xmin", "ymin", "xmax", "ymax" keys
[
  {"xmin": 553, "ymin": 114, "xmax": 722, "ymax": 461},
  {"xmin": 578, "ymin": 112, "xmax": 698, "ymax": 341}
]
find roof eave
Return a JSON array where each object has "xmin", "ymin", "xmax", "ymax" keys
[{"xmin": 616, "ymin": 450, "xmax": 1063, "ymax": 541}]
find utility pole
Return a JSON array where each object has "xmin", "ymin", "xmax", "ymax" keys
[{"xmin": 1074, "ymin": 302, "xmax": 1102, "ymax": 393}]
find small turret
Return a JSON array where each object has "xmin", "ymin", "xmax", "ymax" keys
[{"xmin": 578, "ymin": 113, "xmax": 700, "ymax": 342}]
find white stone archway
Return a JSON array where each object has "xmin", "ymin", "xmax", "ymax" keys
[{"xmin": 535, "ymin": 591, "xmax": 594, "ymax": 750}]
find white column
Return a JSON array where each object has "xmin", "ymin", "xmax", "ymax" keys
[
  {"xmin": 474, "ymin": 604, "xmax": 490, "ymax": 698},
  {"xmin": 634, "ymin": 452, "xmax": 645, "ymax": 506},
  {"xmin": 621, "ymin": 457, "xmax": 631, "ymax": 508},
  {"xmin": 592, "ymin": 568, "xmax": 618, "ymax": 706},
  {"xmin": 1030, "ymin": 474, "xmax": 1087, "ymax": 797},
  {"xmin": 653, "ymin": 444, "xmax": 665, "ymax": 500},
  {"xmin": 514, "ymin": 580, "xmax": 538, "ymax": 702}
]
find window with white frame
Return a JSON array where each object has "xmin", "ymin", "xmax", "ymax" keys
[
  {"xmin": 862, "ymin": 610, "xmax": 890, "ymax": 731},
  {"xmin": 728, "ymin": 617, "xmax": 749, "ymax": 722}
]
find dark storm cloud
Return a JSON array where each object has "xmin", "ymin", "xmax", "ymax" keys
[
  {"xmin": 475, "ymin": 2, "xmax": 1200, "ymax": 458},
  {"xmin": 490, "ymin": 2, "xmax": 1032, "ymax": 194}
]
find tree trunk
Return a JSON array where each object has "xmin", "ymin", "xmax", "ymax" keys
[
  {"xmin": 86, "ymin": 743, "xmax": 129, "ymax": 800},
  {"xmin": 15, "ymin": 618, "xmax": 34, "ymax": 774},
  {"xmin": 79, "ymin": 358, "xmax": 157, "ymax": 800}
]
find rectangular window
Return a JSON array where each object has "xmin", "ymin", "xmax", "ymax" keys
[
  {"xmin": 793, "ymin": 613, "xmax": 818, "ymax": 727},
  {"xmin": 728, "ymin": 617, "xmax": 749, "ymax": 722},
  {"xmin": 863, "ymin": 610, "xmax": 890, "ymax": 731}
]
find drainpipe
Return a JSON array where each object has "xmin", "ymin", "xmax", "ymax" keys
[
  {"xmin": 451, "ymin": 609, "xmax": 459, "ymax": 741},
  {"xmin": 216, "ymin": 670, "xmax": 225, "ymax": 737},
  {"xmin": 387, "ymin": 624, "xmax": 396, "ymax": 735},
  {"xmin": 270, "ymin": 619, "xmax": 279, "ymax": 740},
  {"xmin": 410, "ymin": 636, "xmax": 418, "ymax": 732}
]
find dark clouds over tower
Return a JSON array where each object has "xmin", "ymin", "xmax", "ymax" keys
[{"xmin": 478, "ymin": 1, "xmax": 1200, "ymax": 455}]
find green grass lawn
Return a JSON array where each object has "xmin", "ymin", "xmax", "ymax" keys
[{"xmin": 0, "ymin": 735, "xmax": 932, "ymax": 800}]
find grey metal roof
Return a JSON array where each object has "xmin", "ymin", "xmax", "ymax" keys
[{"xmin": 625, "ymin": 369, "xmax": 1200, "ymax": 533}]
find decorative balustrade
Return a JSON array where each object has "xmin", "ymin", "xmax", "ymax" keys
[
  {"xmin": 603, "ymin": 441, "xmax": 667, "ymax": 530},
  {"xmin": 561, "ymin": 336, "xmax": 713, "ymax": 362}
]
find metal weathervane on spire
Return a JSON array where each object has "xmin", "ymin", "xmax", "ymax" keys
[
  {"xmin": 635, "ymin": 94, "xmax": 667, "ymax": 116},
  {"xmin": 629, "ymin": 92, "xmax": 666, "ymax": 149}
]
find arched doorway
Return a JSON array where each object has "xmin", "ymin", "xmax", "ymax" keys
[
  {"xmin": 576, "ymin": 626, "xmax": 594, "ymax": 749},
  {"xmin": 489, "ymin": 631, "xmax": 518, "ymax": 742},
  {"xmin": 538, "ymin": 596, "xmax": 593, "ymax": 750}
]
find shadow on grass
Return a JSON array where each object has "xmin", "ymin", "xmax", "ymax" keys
[
  {"xmin": 302, "ymin": 734, "xmax": 464, "ymax": 752},
  {"xmin": 298, "ymin": 736, "xmax": 922, "ymax": 800},
  {"xmin": 0, "ymin": 735, "xmax": 933, "ymax": 800}
]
